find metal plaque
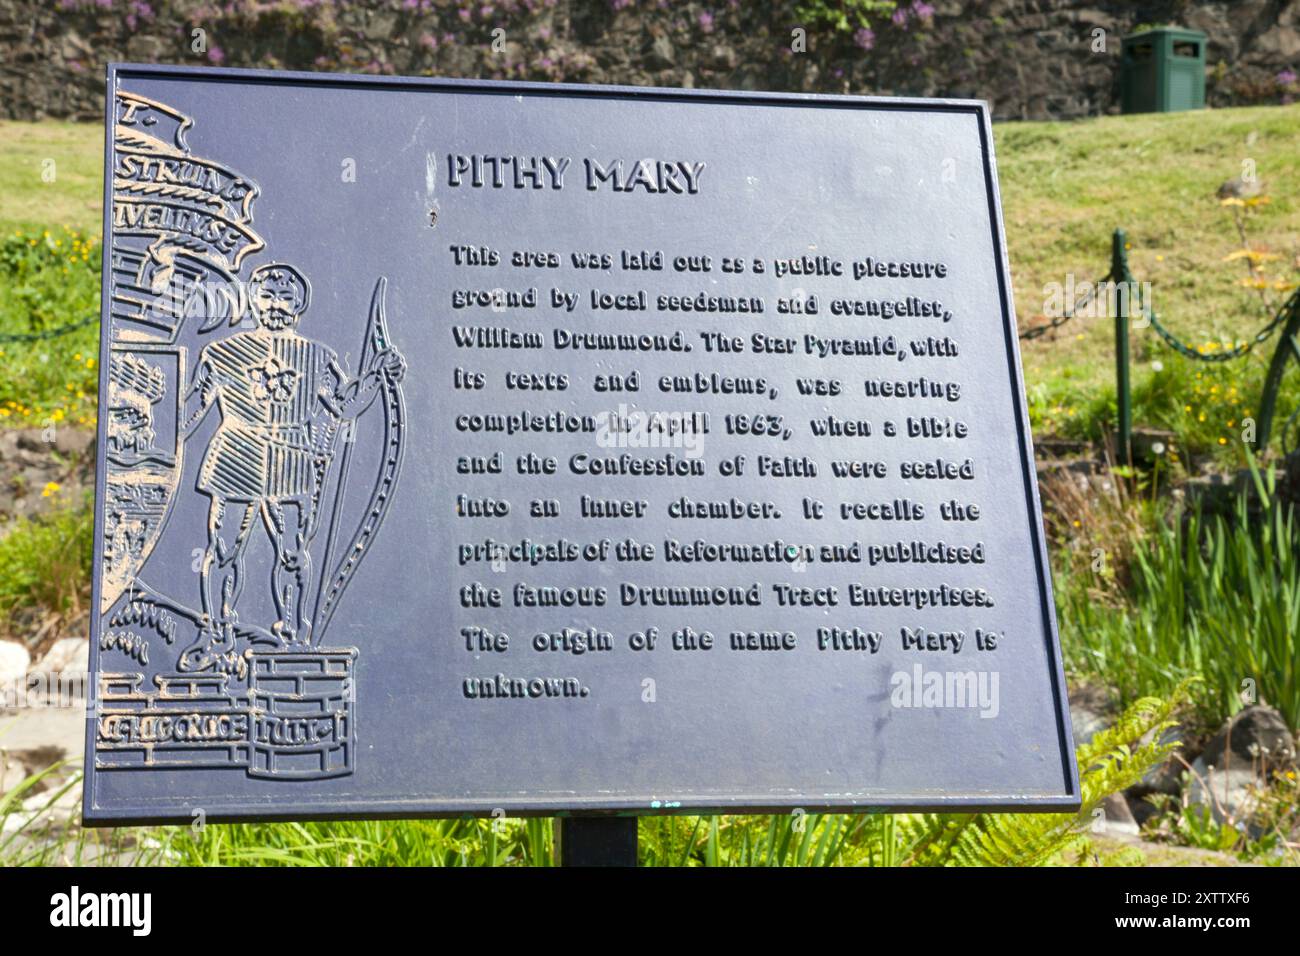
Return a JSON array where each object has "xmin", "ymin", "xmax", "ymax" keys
[{"xmin": 85, "ymin": 63, "xmax": 1078, "ymax": 823}]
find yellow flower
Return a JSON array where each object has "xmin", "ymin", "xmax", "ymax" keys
[{"xmin": 41, "ymin": 481, "xmax": 61, "ymax": 498}]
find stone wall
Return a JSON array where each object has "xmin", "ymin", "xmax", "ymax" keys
[{"xmin": 1, "ymin": 0, "xmax": 1297, "ymax": 123}]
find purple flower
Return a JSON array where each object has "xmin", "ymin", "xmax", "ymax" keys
[
  {"xmin": 891, "ymin": 7, "xmax": 909, "ymax": 26},
  {"xmin": 1277, "ymin": 69, "xmax": 1298, "ymax": 86},
  {"xmin": 698, "ymin": 11, "xmax": 714, "ymax": 32},
  {"xmin": 911, "ymin": 1, "xmax": 935, "ymax": 20},
  {"xmin": 854, "ymin": 27, "xmax": 875, "ymax": 50},
  {"xmin": 207, "ymin": 45, "xmax": 225, "ymax": 65}
]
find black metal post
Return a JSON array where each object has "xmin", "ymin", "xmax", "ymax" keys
[
  {"xmin": 555, "ymin": 816, "xmax": 638, "ymax": 866},
  {"xmin": 1112, "ymin": 228, "xmax": 1132, "ymax": 467}
]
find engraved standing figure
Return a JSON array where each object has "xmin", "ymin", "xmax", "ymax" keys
[{"xmin": 179, "ymin": 263, "xmax": 405, "ymax": 672}]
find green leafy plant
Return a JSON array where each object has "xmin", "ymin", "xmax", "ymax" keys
[
  {"xmin": 0, "ymin": 227, "xmax": 100, "ymax": 426},
  {"xmin": 0, "ymin": 492, "xmax": 94, "ymax": 636},
  {"xmin": 794, "ymin": 0, "xmax": 897, "ymax": 34},
  {"xmin": 1061, "ymin": 457, "xmax": 1300, "ymax": 730},
  {"xmin": 896, "ymin": 684, "xmax": 1190, "ymax": 866}
]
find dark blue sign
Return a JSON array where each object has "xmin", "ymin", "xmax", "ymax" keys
[{"xmin": 85, "ymin": 64, "xmax": 1077, "ymax": 823}]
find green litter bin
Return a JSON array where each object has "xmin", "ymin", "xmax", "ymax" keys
[{"xmin": 1120, "ymin": 27, "xmax": 1207, "ymax": 113}]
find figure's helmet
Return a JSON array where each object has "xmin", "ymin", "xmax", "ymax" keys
[{"xmin": 248, "ymin": 263, "xmax": 310, "ymax": 330}]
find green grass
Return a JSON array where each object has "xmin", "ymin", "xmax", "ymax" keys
[
  {"xmin": 0, "ymin": 227, "xmax": 101, "ymax": 427},
  {"xmin": 3, "ymin": 690, "xmax": 1193, "ymax": 867},
  {"xmin": 1060, "ymin": 462, "xmax": 1300, "ymax": 731},
  {"xmin": 0, "ymin": 491, "xmax": 94, "ymax": 636},
  {"xmin": 0, "ymin": 120, "xmax": 102, "ymax": 235},
  {"xmin": 998, "ymin": 104, "xmax": 1300, "ymax": 464}
]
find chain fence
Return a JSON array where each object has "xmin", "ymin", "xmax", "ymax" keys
[
  {"xmin": 1018, "ymin": 228, "xmax": 1300, "ymax": 457},
  {"xmin": 0, "ymin": 313, "xmax": 99, "ymax": 345}
]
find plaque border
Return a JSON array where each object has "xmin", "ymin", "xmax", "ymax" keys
[{"xmin": 84, "ymin": 62, "xmax": 1080, "ymax": 825}]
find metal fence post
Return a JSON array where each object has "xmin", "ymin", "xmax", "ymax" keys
[{"xmin": 1112, "ymin": 228, "xmax": 1132, "ymax": 467}]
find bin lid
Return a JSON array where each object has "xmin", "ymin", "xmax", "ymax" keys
[{"xmin": 1122, "ymin": 26, "xmax": 1208, "ymax": 43}]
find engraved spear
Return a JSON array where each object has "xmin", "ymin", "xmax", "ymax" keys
[{"xmin": 311, "ymin": 277, "xmax": 406, "ymax": 643}]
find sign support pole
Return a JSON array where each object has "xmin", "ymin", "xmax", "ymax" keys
[{"xmin": 555, "ymin": 816, "xmax": 638, "ymax": 866}]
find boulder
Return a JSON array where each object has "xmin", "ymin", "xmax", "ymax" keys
[
  {"xmin": 33, "ymin": 638, "xmax": 88, "ymax": 677},
  {"xmin": 0, "ymin": 641, "xmax": 31, "ymax": 698},
  {"xmin": 1069, "ymin": 703, "xmax": 1107, "ymax": 749},
  {"xmin": 1186, "ymin": 761, "xmax": 1262, "ymax": 826},
  {"xmin": 1130, "ymin": 723, "xmax": 1189, "ymax": 796},
  {"xmin": 1101, "ymin": 792, "xmax": 1139, "ymax": 836},
  {"xmin": 1199, "ymin": 705, "xmax": 1296, "ymax": 771}
]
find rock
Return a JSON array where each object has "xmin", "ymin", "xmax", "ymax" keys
[
  {"xmin": 647, "ymin": 35, "xmax": 675, "ymax": 70},
  {"xmin": 13, "ymin": 777, "xmax": 81, "ymax": 826},
  {"xmin": 1216, "ymin": 176, "xmax": 1263, "ymax": 200},
  {"xmin": 0, "ymin": 641, "xmax": 31, "ymax": 696},
  {"xmin": 1129, "ymin": 426, "xmax": 1176, "ymax": 466},
  {"xmin": 1069, "ymin": 704, "xmax": 1107, "ymax": 749},
  {"xmin": 1, "ymin": 752, "xmax": 30, "ymax": 795},
  {"xmin": 1128, "ymin": 793, "xmax": 1163, "ymax": 828},
  {"xmin": 1200, "ymin": 705, "xmax": 1296, "ymax": 771},
  {"xmin": 1129, "ymin": 723, "xmax": 1189, "ymax": 796},
  {"xmin": 1186, "ymin": 760, "xmax": 1262, "ymax": 825},
  {"xmin": 33, "ymin": 638, "xmax": 88, "ymax": 677},
  {"xmin": 52, "ymin": 428, "xmax": 93, "ymax": 458},
  {"xmin": 14, "ymin": 429, "xmax": 50, "ymax": 453},
  {"xmin": 1102, "ymin": 792, "xmax": 1140, "ymax": 836}
]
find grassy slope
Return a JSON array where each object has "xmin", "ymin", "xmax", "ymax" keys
[
  {"xmin": 999, "ymin": 105, "xmax": 1300, "ymax": 453},
  {"xmin": 0, "ymin": 120, "xmax": 103, "ymax": 234}
]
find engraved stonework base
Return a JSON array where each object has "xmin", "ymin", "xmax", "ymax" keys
[{"xmin": 95, "ymin": 649, "xmax": 356, "ymax": 781}]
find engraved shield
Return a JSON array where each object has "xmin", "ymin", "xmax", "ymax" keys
[
  {"xmin": 100, "ymin": 342, "xmax": 186, "ymax": 612},
  {"xmin": 100, "ymin": 91, "xmax": 264, "ymax": 612}
]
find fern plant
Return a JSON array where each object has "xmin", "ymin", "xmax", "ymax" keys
[
  {"xmin": 640, "ymin": 684, "xmax": 1191, "ymax": 866},
  {"xmin": 897, "ymin": 682, "xmax": 1192, "ymax": 866}
]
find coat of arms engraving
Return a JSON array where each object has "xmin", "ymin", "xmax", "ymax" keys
[{"xmin": 94, "ymin": 91, "xmax": 406, "ymax": 780}]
